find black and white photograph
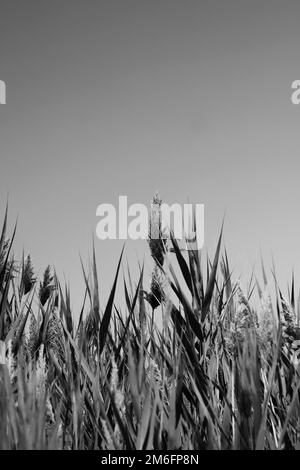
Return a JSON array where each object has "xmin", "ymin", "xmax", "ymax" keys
[{"xmin": 1, "ymin": 0, "xmax": 300, "ymax": 454}]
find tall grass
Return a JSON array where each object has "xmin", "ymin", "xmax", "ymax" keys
[{"xmin": 0, "ymin": 202, "xmax": 300, "ymax": 450}]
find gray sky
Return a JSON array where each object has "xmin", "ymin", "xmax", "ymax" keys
[{"xmin": 1, "ymin": 0, "xmax": 300, "ymax": 310}]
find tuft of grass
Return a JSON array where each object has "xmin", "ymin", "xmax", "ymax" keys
[{"xmin": 0, "ymin": 204, "xmax": 300, "ymax": 450}]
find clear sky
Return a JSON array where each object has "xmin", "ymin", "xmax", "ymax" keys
[{"xmin": 1, "ymin": 0, "xmax": 300, "ymax": 312}]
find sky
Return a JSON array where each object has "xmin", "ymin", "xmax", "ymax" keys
[{"xmin": 1, "ymin": 0, "xmax": 300, "ymax": 313}]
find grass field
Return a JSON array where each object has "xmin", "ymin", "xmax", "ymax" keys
[{"xmin": 0, "ymin": 200, "xmax": 300, "ymax": 450}]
